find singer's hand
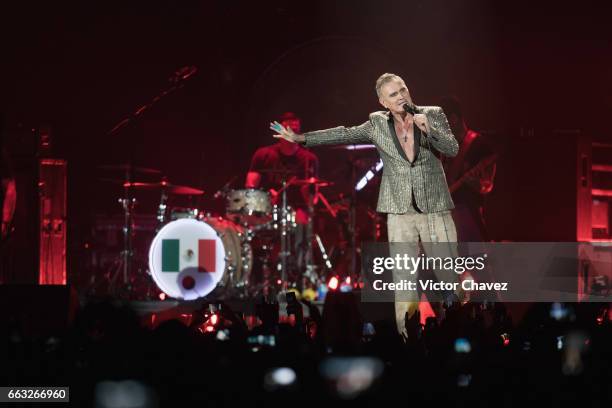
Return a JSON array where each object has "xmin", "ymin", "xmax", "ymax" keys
[
  {"xmin": 413, "ymin": 114, "xmax": 430, "ymax": 134},
  {"xmin": 270, "ymin": 121, "xmax": 304, "ymax": 144}
]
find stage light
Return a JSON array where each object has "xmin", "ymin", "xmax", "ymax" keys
[
  {"xmin": 339, "ymin": 282, "xmax": 352, "ymax": 293},
  {"xmin": 355, "ymin": 159, "xmax": 383, "ymax": 191},
  {"xmin": 264, "ymin": 367, "xmax": 297, "ymax": 391},
  {"xmin": 216, "ymin": 329, "xmax": 230, "ymax": 341},
  {"xmin": 328, "ymin": 276, "xmax": 339, "ymax": 290},
  {"xmin": 550, "ymin": 302, "xmax": 569, "ymax": 321},
  {"xmin": 356, "ymin": 178, "xmax": 368, "ymax": 191},
  {"xmin": 454, "ymin": 338, "xmax": 472, "ymax": 353},
  {"xmin": 210, "ymin": 314, "xmax": 219, "ymax": 326}
]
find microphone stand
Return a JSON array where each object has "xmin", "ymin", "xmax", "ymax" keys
[
  {"xmin": 108, "ymin": 66, "xmax": 198, "ymax": 137},
  {"xmin": 106, "ymin": 66, "xmax": 197, "ymax": 297}
]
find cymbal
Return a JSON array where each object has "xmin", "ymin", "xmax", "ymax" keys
[
  {"xmin": 124, "ymin": 181, "xmax": 204, "ymax": 195},
  {"xmin": 290, "ymin": 177, "xmax": 334, "ymax": 187},
  {"xmin": 98, "ymin": 164, "xmax": 162, "ymax": 174}
]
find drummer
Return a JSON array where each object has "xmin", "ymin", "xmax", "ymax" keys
[
  {"xmin": 246, "ymin": 112, "xmax": 318, "ymax": 216},
  {"xmin": 245, "ymin": 112, "xmax": 319, "ymax": 265}
]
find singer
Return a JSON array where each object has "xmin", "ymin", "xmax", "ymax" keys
[{"xmin": 271, "ymin": 73, "xmax": 461, "ymax": 336}]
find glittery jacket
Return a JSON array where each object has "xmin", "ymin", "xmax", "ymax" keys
[{"xmin": 303, "ymin": 108, "xmax": 458, "ymax": 214}]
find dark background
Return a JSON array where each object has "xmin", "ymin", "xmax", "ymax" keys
[{"xmin": 1, "ymin": 0, "xmax": 611, "ymax": 278}]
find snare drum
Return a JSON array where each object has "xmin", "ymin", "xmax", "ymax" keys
[
  {"xmin": 170, "ymin": 207, "xmax": 199, "ymax": 220},
  {"xmin": 148, "ymin": 218, "xmax": 252, "ymax": 300},
  {"xmin": 226, "ymin": 189, "xmax": 272, "ymax": 225}
]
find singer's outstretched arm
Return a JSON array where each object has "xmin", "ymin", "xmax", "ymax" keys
[
  {"xmin": 271, "ymin": 118, "xmax": 373, "ymax": 147},
  {"xmin": 303, "ymin": 120, "xmax": 373, "ymax": 147}
]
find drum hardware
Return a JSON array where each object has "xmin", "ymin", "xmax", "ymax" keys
[
  {"xmin": 115, "ymin": 178, "xmax": 205, "ymax": 228},
  {"xmin": 104, "ymin": 163, "xmax": 138, "ymax": 298},
  {"xmin": 288, "ymin": 176, "xmax": 334, "ymax": 188},
  {"xmin": 157, "ymin": 190, "xmax": 168, "ymax": 229},
  {"xmin": 278, "ymin": 177, "xmax": 290, "ymax": 290},
  {"xmin": 169, "ymin": 207, "xmax": 200, "ymax": 221},
  {"xmin": 213, "ymin": 176, "xmax": 238, "ymax": 200},
  {"xmin": 343, "ymin": 149, "xmax": 375, "ymax": 281},
  {"xmin": 286, "ymin": 176, "xmax": 336, "ymax": 288},
  {"xmin": 315, "ymin": 234, "xmax": 333, "ymax": 271}
]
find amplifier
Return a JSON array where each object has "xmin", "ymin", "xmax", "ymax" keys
[{"xmin": 39, "ymin": 159, "xmax": 67, "ymax": 284}]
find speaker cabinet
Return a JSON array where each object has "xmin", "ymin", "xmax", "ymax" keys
[
  {"xmin": 39, "ymin": 159, "xmax": 67, "ymax": 284},
  {"xmin": 487, "ymin": 129, "xmax": 591, "ymax": 241}
]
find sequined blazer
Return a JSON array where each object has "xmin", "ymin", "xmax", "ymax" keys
[{"xmin": 303, "ymin": 108, "xmax": 458, "ymax": 214}]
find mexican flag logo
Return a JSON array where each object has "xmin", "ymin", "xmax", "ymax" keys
[
  {"xmin": 149, "ymin": 219, "xmax": 226, "ymax": 300},
  {"xmin": 161, "ymin": 238, "xmax": 216, "ymax": 273}
]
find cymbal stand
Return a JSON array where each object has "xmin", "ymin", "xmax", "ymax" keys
[
  {"xmin": 304, "ymin": 186, "xmax": 337, "ymax": 286},
  {"xmin": 304, "ymin": 184, "xmax": 316, "ymax": 286},
  {"xmin": 122, "ymin": 169, "xmax": 133, "ymax": 286},
  {"xmin": 156, "ymin": 185, "xmax": 168, "ymax": 231},
  {"xmin": 349, "ymin": 153, "xmax": 358, "ymax": 279},
  {"xmin": 314, "ymin": 234, "xmax": 333, "ymax": 271},
  {"xmin": 108, "ymin": 166, "xmax": 136, "ymax": 296},
  {"xmin": 278, "ymin": 177, "xmax": 289, "ymax": 290}
]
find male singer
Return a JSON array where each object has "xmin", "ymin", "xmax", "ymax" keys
[{"xmin": 271, "ymin": 73, "xmax": 460, "ymax": 335}]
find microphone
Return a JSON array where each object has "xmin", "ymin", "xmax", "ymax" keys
[
  {"xmin": 402, "ymin": 103, "xmax": 421, "ymax": 115},
  {"xmin": 403, "ymin": 103, "xmax": 430, "ymax": 137}
]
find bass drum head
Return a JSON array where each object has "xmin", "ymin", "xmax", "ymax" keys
[{"xmin": 148, "ymin": 219, "xmax": 226, "ymax": 300}]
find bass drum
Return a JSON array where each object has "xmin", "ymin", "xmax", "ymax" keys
[
  {"xmin": 148, "ymin": 217, "xmax": 252, "ymax": 300},
  {"xmin": 201, "ymin": 214, "xmax": 252, "ymax": 294}
]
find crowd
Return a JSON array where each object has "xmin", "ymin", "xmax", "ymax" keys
[{"xmin": 1, "ymin": 292, "xmax": 610, "ymax": 407}]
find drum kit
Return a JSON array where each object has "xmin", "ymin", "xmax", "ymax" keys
[
  {"xmin": 95, "ymin": 163, "xmax": 338, "ymax": 302},
  {"xmin": 88, "ymin": 67, "xmax": 382, "ymax": 302}
]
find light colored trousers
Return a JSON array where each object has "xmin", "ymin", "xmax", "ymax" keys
[{"xmin": 387, "ymin": 205, "xmax": 459, "ymax": 334}]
